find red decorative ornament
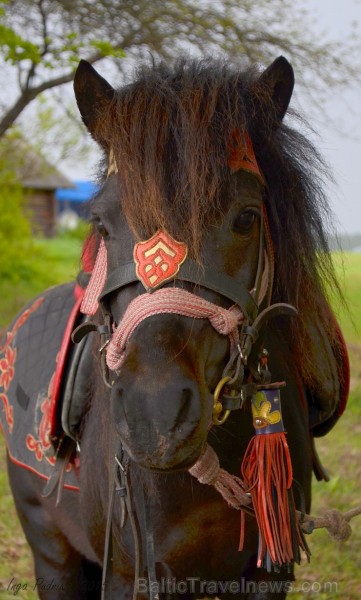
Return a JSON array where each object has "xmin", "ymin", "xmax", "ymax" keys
[
  {"xmin": 0, "ymin": 393, "xmax": 14, "ymax": 433},
  {"xmin": 134, "ymin": 230, "xmax": 188, "ymax": 290},
  {"xmin": 0, "ymin": 346, "xmax": 17, "ymax": 392},
  {"xmin": 228, "ymin": 131, "xmax": 264, "ymax": 183},
  {"xmin": 0, "ymin": 297, "xmax": 44, "ymax": 354},
  {"xmin": 240, "ymin": 388, "xmax": 310, "ymax": 570},
  {"xmin": 26, "ymin": 376, "xmax": 57, "ymax": 467}
]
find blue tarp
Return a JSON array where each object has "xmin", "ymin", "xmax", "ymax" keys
[{"xmin": 55, "ymin": 180, "xmax": 99, "ymax": 203}]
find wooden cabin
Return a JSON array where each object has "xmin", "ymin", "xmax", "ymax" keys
[
  {"xmin": 2, "ymin": 135, "xmax": 73, "ymax": 237},
  {"xmin": 22, "ymin": 172, "xmax": 73, "ymax": 238}
]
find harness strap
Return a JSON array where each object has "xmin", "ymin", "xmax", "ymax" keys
[
  {"xmin": 252, "ymin": 206, "xmax": 265, "ymax": 306},
  {"xmin": 41, "ymin": 436, "xmax": 76, "ymax": 505},
  {"xmin": 242, "ymin": 302, "xmax": 298, "ymax": 367},
  {"xmin": 102, "ymin": 447, "xmax": 142, "ymax": 600},
  {"xmin": 99, "ymin": 259, "xmax": 258, "ymax": 321},
  {"xmin": 179, "ymin": 261, "xmax": 258, "ymax": 320},
  {"xmin": 99, "ymin": 262, "xmax": 139, "ymax": 299},
  {"xmin": 142, "ymin": 491, "xmax": 160, "ymax": 600},
  {"xmin": 101, "ymin": 458, "xmax": 116, "ymax": 600}
]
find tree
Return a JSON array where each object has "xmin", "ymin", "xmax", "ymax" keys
[
  {"xmin": 1, "ymin": 0, "xmax": 360, "ymax": 139},
  {"xmin": 0, "ymin": 133, "xmax": 33, "ymax": 281}
]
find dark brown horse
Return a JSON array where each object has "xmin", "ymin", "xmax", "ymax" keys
[{"xmin": 1, "ymin": 56, "xmax": 348, "ymax": 599}]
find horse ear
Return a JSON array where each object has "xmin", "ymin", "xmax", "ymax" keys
[
  {"xmin": 74, "ymin": 60, "xmax": 115, "ymax": 144},
  {"xmin": 258, "ymin": 56, "xmax": 294, "ymax": 122}
]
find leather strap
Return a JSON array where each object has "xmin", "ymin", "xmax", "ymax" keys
[
  {"xmin": 102, "ymin": 446, "xmax": 142, "ymax": 600},
  {"xmin": 142, "ymin": 491, "xmax": 159, "ymax": 600},
  {"xmin": 99, "ymin": 259, "xmax": 258, "ymax": 321},
  {"xmin": 41, "ymin": 436, "xmax": 76, "ymax": 505},
  {"xmin": 99, "ymin": 261, "xmax": 139, "ymax": 301},
  {"xmin": 243, "ymin": 303, "xmax": 298, "ymax": 363},
  {"xmin": 252, "ymin": 207, "xmax": 265, "ymax": 306},
  {"xmin": 178, "ymin": 260, "xmax": 258, "ymax": 320},
  {"xmin": 101, "ymin": 457, "xmax": 117, "ymax": 600},
  {"xmin": 72, "ymin": 322, "xmax": 109, "ymax": 344},
  {"xmin": 99, "ymin": 262, "xmax": 139, "ymax": 300}
]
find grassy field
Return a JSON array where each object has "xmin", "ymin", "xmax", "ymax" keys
[
  {"xmin": 332, "ymin": 253, "xmax": 361, "ymax": 344},
  {"xmin": 0, "ymin": 237, "xmax": 83, "ymax": 329},
  {"xmin": 0, "ymin": 245, "xmax": 360, "ymax": 599}
]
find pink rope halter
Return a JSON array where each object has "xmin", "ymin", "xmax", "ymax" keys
[
  {"xmin": 106, "ymin": 288, "xmax": 243, "ymax": 371},
  {"xmin": 81, "ymin": 239, "xmax": 107, "ymax": 316}
]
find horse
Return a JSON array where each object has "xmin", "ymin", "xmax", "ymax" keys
[{"xmin": 0, "ymin": 55, "xmax": 349, "ymax": 599}]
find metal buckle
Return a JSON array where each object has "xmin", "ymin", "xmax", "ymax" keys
[{"xmin": 212, "ymin": 376, "xmax": 232, "ymax": 425}]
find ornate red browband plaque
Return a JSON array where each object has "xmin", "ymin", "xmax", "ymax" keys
[{"xmin": 134, "ymin": 230, "xmax": 188, "ymax": 290}]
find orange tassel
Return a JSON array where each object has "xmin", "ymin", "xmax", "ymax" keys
[{"xmin": 240, "ymin": 388, "xmax": 310, "ymax": 571}]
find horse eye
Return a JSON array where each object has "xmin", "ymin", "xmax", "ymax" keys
[
  {"xmin": 95, "ymin": 219, "xmax": 108, "ymax": 238},
  {"xmin": 233, "ymin": 210, "xmax": 257, "ymax": 234}
]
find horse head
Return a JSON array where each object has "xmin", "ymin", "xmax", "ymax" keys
[{"xmin": 73, "ymin": 57, "xmax": 295, "ymax": 472}]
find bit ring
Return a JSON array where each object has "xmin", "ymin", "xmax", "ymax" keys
[{"xmin": 212, "ymin": 376, "xmax": 232, "ymax": 426}]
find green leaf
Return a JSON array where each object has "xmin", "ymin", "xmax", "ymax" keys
[
  {"xmin": 90, "ymin": 40, "xmax": 126, "ymax": 58},
  {"xmin": 0, "ymin": 25, "xmax": 42, "ymax": 64}
]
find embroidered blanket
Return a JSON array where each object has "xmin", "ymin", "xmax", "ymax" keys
[{"xmin": 0, "ymin": 283, "xmax": 81, "ymax": 491}]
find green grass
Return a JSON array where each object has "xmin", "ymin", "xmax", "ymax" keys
[
  {"xmin": 333, "ymin": 252, "xmax": 361, "ymax": 344},
  {"xmin": 0, "ymin": 247, "xmax": 361, "ymax": 598},
  {"xmin": 293, "ymin": 386, "xmax": 361, "ymax": 599},
  {"xmin": 0, "ymin": 237, "xmax": 82, "ymax": 329},
  {"xmin": 0, "ymin": 452, "xmax": 37, "ymax": 599}
]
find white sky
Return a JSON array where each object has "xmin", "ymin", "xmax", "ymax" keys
[
  {"xmin": 61, "ymin": 0, "xmax": 361, "ymax": 236},
  {"xmin": 301, "ymin": 0, "xmax": 361, "ymax": 236}
]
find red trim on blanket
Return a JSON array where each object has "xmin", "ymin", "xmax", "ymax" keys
[
  {"xmin": 49, "ymin": 290, "xmax": 85, "ymax": 438},
  {"xmin": 0, "ymin": 422, "xmax": 79, "ymax": 491},
  {"xmin": 0, "ymin": 297, "xmax": 44, "ymax": 354},
  {"xmin": 0, "ymin": 393, "xmax": 14, "ymax": 433},
  {"xmin": 74, "ymin": 283, "xmax": 85, "ymax": 301}
]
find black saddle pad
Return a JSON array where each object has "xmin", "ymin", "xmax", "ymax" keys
[{"xmin": 0, "ymin": 283, "xmax": 79, "ymax": 490}]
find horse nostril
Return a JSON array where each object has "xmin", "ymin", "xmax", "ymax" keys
[
  {"xmin": 182, "ymin": 388, "xmax": 193, "ymax": 402},
  {"xmin": 175, "ymin": 387, "xmax": 194, "ymax": 426}
]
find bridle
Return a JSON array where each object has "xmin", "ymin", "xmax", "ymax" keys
[
  {"xmin": 72, "ymin": 208, "xmax": 298, "ymax": 599},
  {"xmin": 74, "ymin": 206, "xmax": 296, "ymax": 425},
  {"xmin": 71, "ymin": 138, "xmax": 300, "ymax": 598}
]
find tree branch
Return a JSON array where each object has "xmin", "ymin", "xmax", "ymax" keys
[
  {"xmin": 24, "ymin": 0, "xmax": 51, "ymax": 91},
  {"xmin": 0, "ymin": 46, "xmax": 119, "ymax": 136}
]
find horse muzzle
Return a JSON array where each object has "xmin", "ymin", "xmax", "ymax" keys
[{"xmin": 110, "ymin": 369, "xmax": 211, "ymax": 471}]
